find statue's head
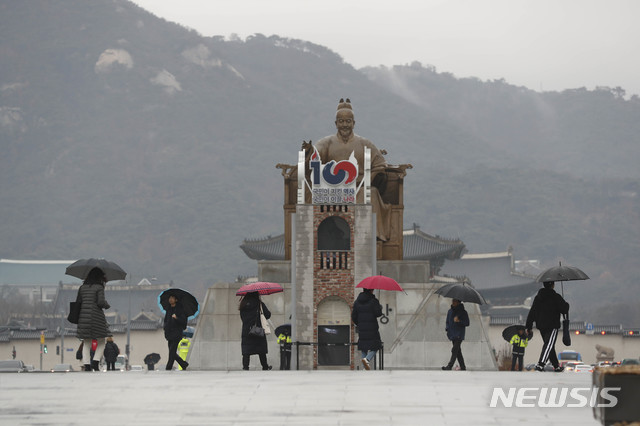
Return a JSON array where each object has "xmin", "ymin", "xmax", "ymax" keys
[{"xmin": 335, "ymin": 98, "xmax": 355, "ymax": 140}]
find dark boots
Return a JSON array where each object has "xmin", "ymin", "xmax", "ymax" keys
[{"xmin": 86, "ymin": 361, "xmax": 100, "ymax": 371}]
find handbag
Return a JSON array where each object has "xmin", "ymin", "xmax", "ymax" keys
[
  {"xmin": 248, "ymin": 324, "xmax": 265, "ymax": 338},
  {"xmin": 562, "ymin": 314, "xmax": 571, "ymax": 346},
  {"xmin": 260, "ymin": 304, "xmax": 271, "ymax": 335},
  {"xmin": 67, "ymin": 301, "xmax": 81, "ymax": 324}
]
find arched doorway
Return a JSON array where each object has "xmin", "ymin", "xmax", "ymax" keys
[{"xmin": 317, "ymin": 296, "xmax": 351, "ymax": 367}]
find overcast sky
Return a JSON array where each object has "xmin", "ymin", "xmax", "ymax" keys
[{"xmin": 132, "ymin": 0, "xmax": 640, "ymax": 96}]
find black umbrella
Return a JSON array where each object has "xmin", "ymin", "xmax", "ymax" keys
[
  {"xmin": 274, "ymin": 324, "xmax": 291, "ymax": 337},
  {"xmin": 144, "ymin": 353, "xmax": 161, "ymax": 364},
  {"xmin": 535, "ymin": 261, "xmax": 590, "ymax": 296},
  {"xmin": 502, "ymin": 324, "xmax": 534, "ymax": 342},
  {"xmin": 536, "ymin": 262, "xmax": 589, "ymax": 283},
  {"xmin": 65, "ymin": 258, "xmax": 127, "ymax": 282},
  {"xmin": 158, "ymin": 288, "xmax": 200, "ymax": 320},
  {"xmin": 435, "ymin": 282, "xmax": 487, "ymax": 305}
]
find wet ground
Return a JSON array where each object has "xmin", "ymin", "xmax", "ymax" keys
[{"xmin": 0, "ymin": 369, "xmax": 602, "ymax": 425}]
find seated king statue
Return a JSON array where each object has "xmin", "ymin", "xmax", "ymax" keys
[{"xmin": 311, "ymin": 98, "xmax": 392, "ymax": 241}]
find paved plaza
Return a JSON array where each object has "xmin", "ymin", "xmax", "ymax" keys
[{"xmin": 0, "ymin": 370, "xmax": 602, "ymax": 425}]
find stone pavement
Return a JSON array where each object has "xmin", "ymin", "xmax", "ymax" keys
[{"xmin": 0, "ymin": 370, "xmax": 602, "ymax": 425}]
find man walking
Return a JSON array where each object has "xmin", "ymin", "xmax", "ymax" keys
[
  {"xmin": 442, "ymin": 299, "xmax": 469, "ymax": 371},
  {"xmin": 526, "ymin": 281, "xmax": 570, "ymax": 372}
]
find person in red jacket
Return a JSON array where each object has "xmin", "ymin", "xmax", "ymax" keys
[{"xmin": 526, "ymin": 281, "xmax": 570, "ymax": 372}]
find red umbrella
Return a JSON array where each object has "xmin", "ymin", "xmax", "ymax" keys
[
  {"xmin": 236, "ymin": 282, "xmax": 284, "ymax": 296},
  {"xmin": 356, "ymin": 275, "xmax": 404, "ymax": 292}
]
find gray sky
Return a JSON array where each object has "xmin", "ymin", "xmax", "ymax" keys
[{"xmin": 132, "ymin": 0, "xmax": 640, "ymax": 96}]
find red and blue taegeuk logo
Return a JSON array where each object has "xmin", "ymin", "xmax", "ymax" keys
[{"xmin": 310, "ymin": 147, "xmax": 358, "ymax": 186}]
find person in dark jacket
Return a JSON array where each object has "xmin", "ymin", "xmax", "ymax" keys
[
  {"xmin": 239, "ymin": 291, "xmax": 272, "ymax": 370},
  {"xmin": 351, "ymin": 288, "xmax": 383, "ymax": 370},
  {"xmin": 163, "ymin": 295, "xmax": 189, "ymax": 371},
  {"xmin": 76, "ymin": 267, "xmax": 111, "ymax": 371},
  {"xmin": 103, "ymin": 336, "xmax": 120, "ymax": 371},
  {"xmin": 442, "ymin": 299, "xmax": 470, "ymax": 370},
  {"xmin": 526, "ymin": 281, "xmax": 570, "ymax": 372}
]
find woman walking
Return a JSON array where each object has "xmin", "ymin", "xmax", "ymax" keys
[
  {"xmin": 351, "ymin": 288, "xmax": 383, "ymax": 370},
  {"xmin": 76, "ymin": 267, "xmax": 111, "ymax": 371},
  {"xmin": 239, "ymin": 291, "xmax": 272, "ymax": 370}
]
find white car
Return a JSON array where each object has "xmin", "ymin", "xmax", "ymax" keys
[
  {"xmin": 129, "ymin": 365, "xmax": 144, "ymax": 372},
  {"xmin": 564, "ymin": 361, "xmax": 582, "ymax": 372},
  {"xmin": 573, "ymin": 364, "xmax": 593, "ymax": 373}
]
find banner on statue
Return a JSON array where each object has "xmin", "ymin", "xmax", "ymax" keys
[{"xmin": 308, "ymin": 147, "xmax": 358, "ymax": 205}]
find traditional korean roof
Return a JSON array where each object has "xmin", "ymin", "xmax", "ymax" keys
[
  {"xmin": 240, "ymin": 234, "xmax": 286, "ymax": 260},
  {"xmin": 239, "ymin": 225, "xmax": 465, "ymax": 262},
  {"xmin": 402, "ymin": 225, "xmax": 466, "ymax": 261}
]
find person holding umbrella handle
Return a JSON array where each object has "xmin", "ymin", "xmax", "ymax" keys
[
  {"xmin": 442, "ymin": 299, "xmax": 470, "ymax": 371},
  {"xmin": 525, "ymin": 281, "xmax": 570, "ymax": 372},
  {"xmin": 163, "ymin": 295, "xmax": 189, "ymax": 371}
]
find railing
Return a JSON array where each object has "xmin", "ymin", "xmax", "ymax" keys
[
  {"xmin": 294, "ymin": 341, "xmax": 384, "ymax": 370},
  {"xmin": 318, "ymin": 250, "xmax": 349, "ymax": 270}
]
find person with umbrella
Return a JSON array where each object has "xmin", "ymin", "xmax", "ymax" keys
[
  {"xmin": 351, "ymin": 288, "xmax": 383, "ymax": 370},
  {"xmin": 239, "ymin": 291, "xmax": 272, "ymax": 370},
  {"xmin": 508, "ymin": 327, "xmax": 531, "ymax": 371},
  {"xmin": 525, "ymin": 281, "xmax": 570, "ymax": 372},
  {"xmin": 442, "ymin": 299, "xmax": 470, "ymax": 371},
  {"xmin": 163, "ymin": 294, "xmax": 189, "ymax": 371},
  {"xmin": 144, "ymin": 353, "xmax": 161, "ymax": 371},
  {"xmin": 75, "ymin": 267, "xmax": 112, "ymax": 371}
]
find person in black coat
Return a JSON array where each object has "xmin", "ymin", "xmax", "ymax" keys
[
  {"xmin": 442, "ymin": 299, "xmax": 470, "ymax": 370},
  {"xmin": 103, "ymin": 337, "xmax": 120, "ymax": 371},
  {"xmin": 239, "ymin": 291, "xmax": 272, "ymax": 370},
  {"xmin": 526, "ymin": 281, "xmax": 570, "ymax": 372},
  {"xmin": 163, "ymin": 295, "xmax": 188, "ymax": 371},
  {"xmin": 351, "ymin": 288, "xmax": 383, "ymax": 370},
  {"xmin": 75, "ymin": 267, "xmax": 111, "ymax": 371}
]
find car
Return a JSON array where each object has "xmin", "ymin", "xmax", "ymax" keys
[
  {"xmin": 0, "ymin": 359, "xmax": 27, "ymax": 373},
  {"xmin": 24, "ymin": 364, "xmax": 36, "ymax": 372},
  {"xmin": 129, "ymin": 365, "xmax": 144, "ymax": 372},
  {"xmin": 558, "ymin": 350, "xmax": 582, "ymax": 367},
  {"xmin": 114, "ymin": 354, "xmax": 128, "ymax": 371},
  {"xmin": 620, "ymin": 358, "xmax": 639, "ymax": 366},
  {"xmin": 595, "ymin": 361, "xmax": 612, "ymax": 368},
  {"xmin": 564, "ymin": 361, "xmax": 582, "ymax": 372},
  {"xmin": 573, "ymin": 364, "xmax": 593, "ymax": 373},
  {"xmin": 51, "ymin": 363, "xmax": 74, "ymax": 372}
]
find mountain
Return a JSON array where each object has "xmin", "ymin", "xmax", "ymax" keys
[{"xmin": 1, "ymin": 0, "xmax": 639, "ymax": 324}]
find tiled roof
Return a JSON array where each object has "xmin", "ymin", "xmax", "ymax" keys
[
  {"xmin": 402, "ymin": 226, "xmax": 465, "ymax": 261},
  {"xmin": 239, "ymin": 226, "xmax": 465, "ymax": 261},
  {"xmin": 240, "ymin": 234, "xmax": 286, "ymax": 260}
]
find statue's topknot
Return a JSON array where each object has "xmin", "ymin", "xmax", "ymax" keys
[{"xmin": 337, "ymin": 98, "xmax": 352, "ymax": 110}]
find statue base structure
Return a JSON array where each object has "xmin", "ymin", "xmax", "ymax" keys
[{"xmin": 187, "ymin": 202, "xmax": 497, "ymax": 370}]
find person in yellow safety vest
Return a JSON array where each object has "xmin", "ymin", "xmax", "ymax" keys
[
  {"xmin": 277, "ymin": 329, "xmax": 292, "ymax": 370},
  {"xmin": 510, "ymin": 328, "xmax": 530, "ymax": 371},
  {"xmin": 178, "ymin": 337, "xmax": 191, "ymax": 370}
]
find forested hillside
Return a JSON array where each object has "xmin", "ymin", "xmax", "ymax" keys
[{"xmin": 1, "ymin": 0, "xmax": 638, "ymax": 324}]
